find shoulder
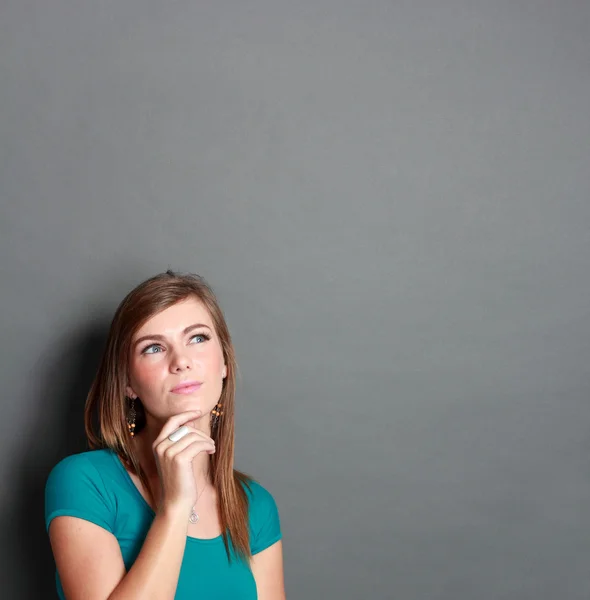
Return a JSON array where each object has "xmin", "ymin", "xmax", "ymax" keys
[
  {"xmin": 242, "ymin": 478, "xmax": 277, "ymax": 507},
  {"xmin": 240, "ymin": 477, "xmax": 282, "ymax": 554},
  {"xmin": 241, "ymin": 477, "xmax": 281, "ymax": 524},
  {"xmin": 45, "ymin": 449, "xmax": 118, "ymax": 533},
  {"xmin": 46, "ymin": 449, "xmax": 116, "ymax": 486}
]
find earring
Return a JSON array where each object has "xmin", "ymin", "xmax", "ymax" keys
[
  {"xmin": 211, "ymin": 402, "xmax": 223, "ymax": 430},
  {"xmin": 127, "ymin": 397, "xmax": 137, "ymax": 438}
]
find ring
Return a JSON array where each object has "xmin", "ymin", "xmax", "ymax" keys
[{"xmin": 168, "ymin": 425, "xmax": 189, "ymax": 442}]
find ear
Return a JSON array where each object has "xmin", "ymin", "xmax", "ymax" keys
[
  {"xmin": 126, "ymin": 385, "xmax": 137, "ymax": 399},
  {"xmin": 222, "ymin": 365, "xmax": 227, "ymax": 379}
]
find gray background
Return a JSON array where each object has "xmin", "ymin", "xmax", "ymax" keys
[{"xmin": 1, "ymin": 0, "xmax": 589, "ymax": 598}]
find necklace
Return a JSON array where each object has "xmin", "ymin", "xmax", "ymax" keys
[{"xmin": 189, "ymin": 482, "xmax": 208, "ymax": 524}]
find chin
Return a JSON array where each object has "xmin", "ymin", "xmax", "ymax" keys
[
  {"xmin": 177, "ymin": 398, "xmax": 202, "ymax": 409},
  {"xmin": 180, "ymin": 399, "xmax": 215, "ymax": 416}
]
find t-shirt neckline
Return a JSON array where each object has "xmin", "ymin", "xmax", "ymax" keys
[{"xmin": 107, "ymin": 449, "xmax": 224, "ymax": 544}]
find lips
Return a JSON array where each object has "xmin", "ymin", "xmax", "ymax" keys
[{"xmin": 171, "ymin": 381, "xmax": 203, "ymax": 394}]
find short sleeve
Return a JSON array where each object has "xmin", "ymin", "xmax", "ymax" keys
[
  {"xmin": 45, "ymin": 453, "xmax": 115, "ymax": 534},
  {"xmin": 247, "ymin": 481, "xmax": 282, "ymax": 555}
]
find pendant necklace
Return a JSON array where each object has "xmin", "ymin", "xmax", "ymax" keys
[{"xmin": 189, "ymin": 483, "xmax": 208, "ymax": 524}]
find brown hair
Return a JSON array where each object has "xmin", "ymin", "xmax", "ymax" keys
[{"xmin": 84, "ymin": 270, "xmax": 252, "ymax": 561}]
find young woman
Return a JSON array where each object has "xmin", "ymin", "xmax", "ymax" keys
[{"xmin": 45, "ymin": 271, "xmax": 285, "ymax": 599}]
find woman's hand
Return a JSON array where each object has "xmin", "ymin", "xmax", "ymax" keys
[{"xmin": 151, "ymin": 411, "xmax": 216, "ymax": 516}]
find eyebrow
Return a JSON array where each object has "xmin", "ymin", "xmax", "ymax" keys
[{"xmin": 133, "ymin": 323, "xmax": 212, "ymax": 348}]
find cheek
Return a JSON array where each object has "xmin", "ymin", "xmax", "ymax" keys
[
  {"xmin": 192, "ymin": 342, "xmax": 224, "ymax": 373},
  {"xmin": 207, "ymin": 348, "xmax": 225, "ymax": 374},
  {"xmin": 129, "ymin": 358, "xmax": 167, "ymax": 391}
]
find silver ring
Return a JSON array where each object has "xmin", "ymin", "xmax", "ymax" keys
[{"xmin": 168, "ymin": 425, "xmax": 189, "ymax": 442}]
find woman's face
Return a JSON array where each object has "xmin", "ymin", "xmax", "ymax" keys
[{"xmin": 126, "ymin": 297, "xmax": 227, "ymax": 427}]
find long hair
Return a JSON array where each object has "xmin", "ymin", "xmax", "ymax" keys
[{"xmin": 84, "ymin": 270, "xmax": 252, "ymax": 561}]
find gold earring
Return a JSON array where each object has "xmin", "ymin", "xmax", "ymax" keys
[
  {"xmin": 127, "ymin": 397, "xmax": 137, "ymax": 438},
  {"xmin": 211, "ymin": 402, "xmax": 223, "ymax": 429}
]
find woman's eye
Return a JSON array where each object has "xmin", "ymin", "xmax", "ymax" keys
[
  {"xmin": 142, "ymin": 344, "xmax": 163, "ymax": 354},
  {"xmin": 190, "ymin": 333, "xmax": 209, "ymax": 344}
]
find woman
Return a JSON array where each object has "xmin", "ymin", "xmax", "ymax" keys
[{"xmin": 45, "ymin": 271, "xmax": 285, "ymax": 599}]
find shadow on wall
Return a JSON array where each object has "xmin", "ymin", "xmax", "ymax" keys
[{"xmin": 4, "ymin": 323, "xmax": 110, "ymax": 597}]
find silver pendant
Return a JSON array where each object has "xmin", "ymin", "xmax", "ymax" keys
[{"xmin": 189, "ymin": 510, "xmax": 199, "ymax": 524}]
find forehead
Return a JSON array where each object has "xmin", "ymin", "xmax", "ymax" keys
[{"xmin": 133, "ymin": 298, "xmax": 214, "ymax": 338}]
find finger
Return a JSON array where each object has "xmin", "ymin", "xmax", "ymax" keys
[
  {"xmin": 163, "ymin": 433, "xmax": 215, "ymax": 459},
  {"xmin": 168, "ymin": 425, "xmax": 190, "ymax": 443},
  {"xmin": 171, "ymin": 438, "xmax": 217, "ymax": 461},
  {"xmin": 173, "ymin": 424, "xmax": 214, "ymax": 444},
  {"xmin": 154, "ymin": 411, "xmax": 203, "ymax": 447},
  {"xmin": 157, "ymin": 429, "xmax": 215, "ymax": 458},
  {"xmin": 164, "ymin": 424, "xmax": 214, "ymax": 447}
]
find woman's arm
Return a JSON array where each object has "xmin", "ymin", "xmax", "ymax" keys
[
  {"xmin": 251, "ymin": 540, "xmax": 286, "ymax": 600},
  {"xmin": 49, "ymin": 506, "xmax": 188, "ymax": 600},
  {"xmin": 47, "ymin": 411, "xmax": 216, "ymax": 599}
]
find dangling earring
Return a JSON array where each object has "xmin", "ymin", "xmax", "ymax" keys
[
  {"xmin": 211, "ymin": 402, "xmax": 223, "ymax": 431},
  {"xmin": 127, "ymin": 397, "xmax": 137, "ymax": 438}
]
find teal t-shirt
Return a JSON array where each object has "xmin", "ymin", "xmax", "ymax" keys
[{"xmin": 45, "ymin": 449, "xmax": 281, "ymax": 600}]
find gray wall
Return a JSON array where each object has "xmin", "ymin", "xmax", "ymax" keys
[{"xmin": 1, "ymin": 1, "xmax": 589, "ymax": 598}]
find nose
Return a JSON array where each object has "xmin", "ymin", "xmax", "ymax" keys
[{"xmin": 170, "ymin": 349, "xmax": 191, "ymax": 372}]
